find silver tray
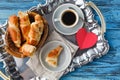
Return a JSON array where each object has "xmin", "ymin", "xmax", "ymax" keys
[{"xmin": 0, "ymin": 0, "xmax": 109, "ymax": 80}]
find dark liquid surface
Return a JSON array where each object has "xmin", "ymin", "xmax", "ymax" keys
[{"xmin": 62, "ymin": 11, "xmax": 76, "ymax": 26}]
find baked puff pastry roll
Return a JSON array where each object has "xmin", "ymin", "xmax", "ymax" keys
[
  {"xmin": 8, "ymin": 15, "xmax": 21, "ymax": 48},
  {"xmin": 18, "ymin": 11, "xmax": 31, "ymax": 41},
  {"xmin": 19, "ymin": 44, "xmax": 36, "ymax": 56},
  {"xmin": 35, "ymin": 14, "xmax": 44, "ymax": 37},
  {"xmin": 45, "ymin": 46, "xmax": 63, "ymax": 67},
  {"xmin": 27, "ymin": 14, "xmax": 44, "ymax": 46}
]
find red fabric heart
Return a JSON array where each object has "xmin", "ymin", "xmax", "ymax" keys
[{"xmin": 76, "ymin": 28, "xmax": 98, "ymax": 49}]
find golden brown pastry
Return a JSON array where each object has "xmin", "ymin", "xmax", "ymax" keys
[
  {"xmin": 27, "ymin": 14, "xmax": 44, "ymax": 46},
  {"xmin": 19, "ymin": 44, "xmax": 36, "ymax": 56},
  {"xmin": 8, "ymin": 15, "xmax": 21, "ymax": 48},
  {"xmin": 34, "ymin": 14, "xmax": 44, "ymax": 34},
  {"xmin": 18, "ymin": 11, "xmax": 31, "ymax": 41},
  {"xmin": 45, "ymin": 46, "xmax": 63, "ymax": 67}
]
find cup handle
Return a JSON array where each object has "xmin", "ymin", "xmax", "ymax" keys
[{"xmin": 87, "ymin": 1, "xmax": 106, "ymax": 34}]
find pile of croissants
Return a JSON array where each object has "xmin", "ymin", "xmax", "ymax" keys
[{"xmin": 7, "ymin": 11, "xmax": 44, "ymax": 57}]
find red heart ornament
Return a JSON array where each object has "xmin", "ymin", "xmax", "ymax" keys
[{"xmin": 76, "ymin": 28, "xmax": 98, "ymax": 49}]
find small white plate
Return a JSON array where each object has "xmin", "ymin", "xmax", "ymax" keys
[
  {"xmin": 52, "ymin": 3, "xmax": 84, "ymax": 35},
  {"xmin": 39, "ymin": 41, "xmax": 72, "ymax": 72}
]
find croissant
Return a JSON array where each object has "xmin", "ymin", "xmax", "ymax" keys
[
  {"xmin": 8, "ymin": 15, "xmax": 21, "ymax": 48},
  {"xmin": 27, "ymin": 14, "xmax": 44, "ymax": 46},
  {"xmin": 18, "ymin": 11, "xmax": 31, "ymax": 41},
  {"xmin": 35, "ymin": 14, "xmax": 44, "ymax": 37},
  {"xmin": 19, "ymin": 44, "xmax": 36, "ymax": 56},
  {"xmin": 45, "ymin": 46, "xmax": 63, "ymax": 67}
]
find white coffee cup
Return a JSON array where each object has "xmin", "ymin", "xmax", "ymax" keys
[{"xmin": 54, "ymin": 9, "xmax": 79, "ymax": 28}]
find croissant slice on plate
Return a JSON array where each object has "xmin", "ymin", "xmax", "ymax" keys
[
  {"xmin": 19, "ymin": 44, "xmax": 36, "ymax": 57},
  {"xmin": 18, "ymin": 11, "xmax": 31, "ymax": 41},
  {"xmin": 8, "ymin": 15, "xmax": 21, "ymax": 48},
  {"xmin": 27, "ymin": 14, "xmax": 44, "ymax": 46},
  {"xmin": 45, "ymin": 46, "xmax": 63, "ymax": 67}
]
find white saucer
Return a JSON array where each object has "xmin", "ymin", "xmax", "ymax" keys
[
  {"xmin": 39, "ymin": 41, "xmax": 71, "ymax": 72},
  {"xmin": 52, "ymin": 3, "xmax": 84, "ymax": 35}
]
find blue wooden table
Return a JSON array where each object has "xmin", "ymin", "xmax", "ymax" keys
[{"xmin": 0, "ymin": 0, "xmax": 120, "ymax": 80}]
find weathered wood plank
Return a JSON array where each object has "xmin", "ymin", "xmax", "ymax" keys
[{"xmin": 0, "ymin": 0, "xmax": 120, "ymax": 29}]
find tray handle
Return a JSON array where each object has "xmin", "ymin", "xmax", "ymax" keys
[
  {"xmin": 87, "ymin": 1, "xmax": 106, "ymax": 34},
  {"xmin": 0, "ymin": 71, "xmax": 10, "ymax": 80}
]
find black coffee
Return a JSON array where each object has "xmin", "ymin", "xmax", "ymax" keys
[{"xmin": 62, "ymin": 11, "xmax": 76, "ymax": 26}]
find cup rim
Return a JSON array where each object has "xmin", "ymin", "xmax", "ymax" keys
[{"xmin": 59, "ymin": 9, "xmax": 79, "ymax": 28}]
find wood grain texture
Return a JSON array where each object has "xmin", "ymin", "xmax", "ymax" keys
[{"xmin": 0, "ymin": 0, "xmax": 120, "ymax": 80}]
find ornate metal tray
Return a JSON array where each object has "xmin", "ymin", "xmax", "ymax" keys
[{"xmin": 0, "ymin": 0, "xmax": 109, "ymax": 80}]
